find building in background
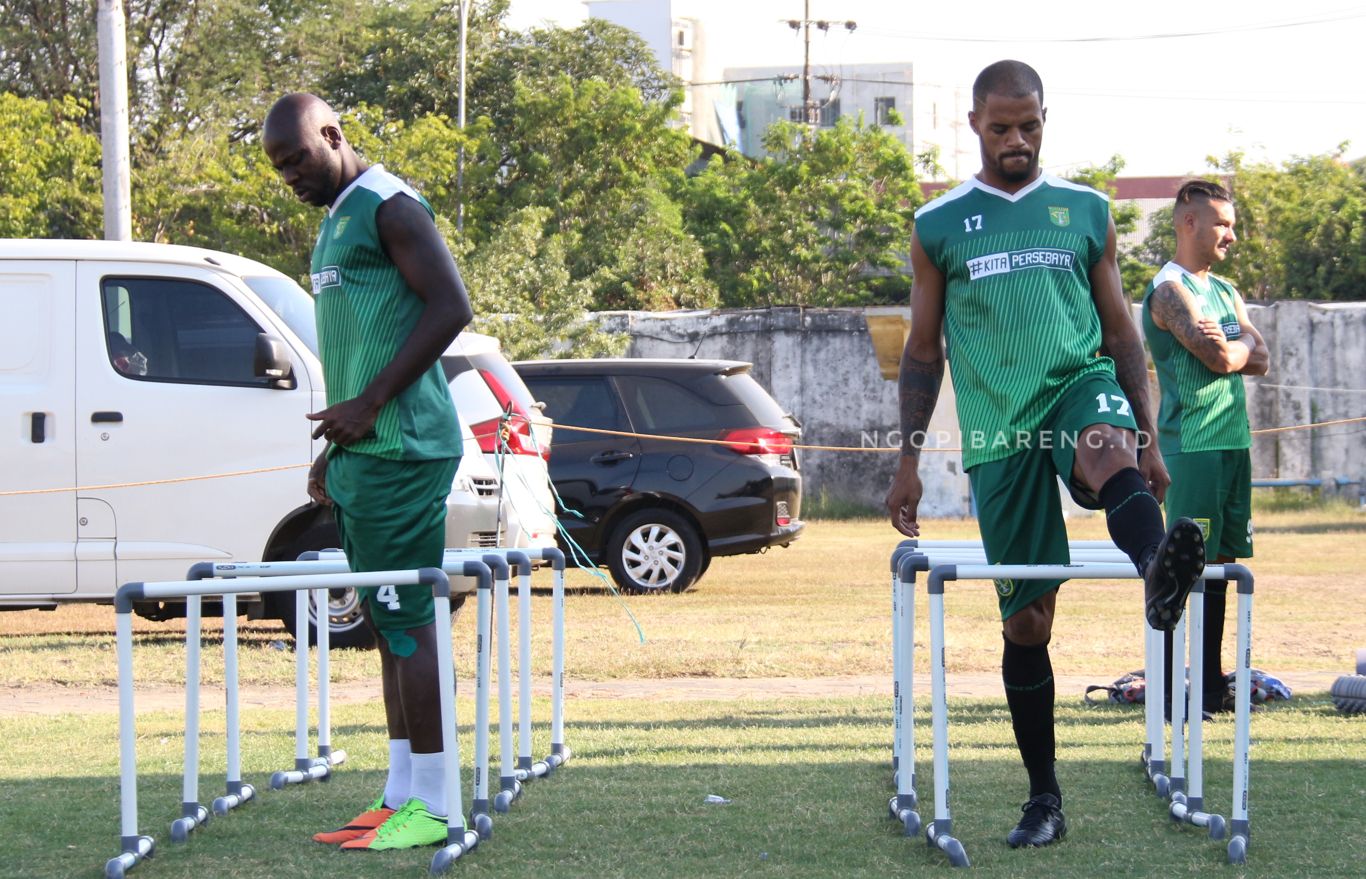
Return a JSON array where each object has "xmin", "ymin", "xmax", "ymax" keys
[{"xmin": 587, "ymin": 0, "xmax": 960, "ymax": 168}]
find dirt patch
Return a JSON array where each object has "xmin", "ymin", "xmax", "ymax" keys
[{"xmin": 0, "ymin": 670, "xmax": 1336, "ymax": 718}]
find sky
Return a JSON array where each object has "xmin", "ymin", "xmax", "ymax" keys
[{"xmin": 504, "ymin": 0, "xmax": 1366, "ymax": 177}]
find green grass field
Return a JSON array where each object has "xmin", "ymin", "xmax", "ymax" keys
[{"xmin": 1, "ymin": 506, "xmax": 1363, "ymax": 877}]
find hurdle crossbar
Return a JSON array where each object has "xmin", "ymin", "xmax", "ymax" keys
[
  {"xmin": 913, "ymin": 562, "xmax": 1252, "ymax": 868},
  {"xmin": 105, "ymin": 565, "xmax": 490, "ymax": 879}
]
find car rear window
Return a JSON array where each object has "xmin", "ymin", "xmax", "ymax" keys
[
  {"xmin": 616, "ymin": 376, "xmax": 718, "ymax": 434},
  {"xmin": 470, "ymin": 351, "xmax": 538, "ymax": 411},
  {"xmin": 713, "ymin": 372, "xmax": 789, "ymax": 425},
  {"xmin": 525, "ymin": 377, "xmax": 625, "ymax": 432}
]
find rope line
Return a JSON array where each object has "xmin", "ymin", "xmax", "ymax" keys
[{"xmin": 3, "ymin": 414, "xmax": 1362, "ymax": 497}]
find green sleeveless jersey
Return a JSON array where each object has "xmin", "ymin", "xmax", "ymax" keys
[
  {"xmin": 310, "ymin": 165, "xmax": 461, "ymax": 461},
  {"xmin": 1140, "ymin": 262, "xmax": 1250, "ymax": 454},
  {"xmin": 914, "ymin": 175, "xmax": 1114, "ymax": 469}
]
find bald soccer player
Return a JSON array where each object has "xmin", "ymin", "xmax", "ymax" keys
[
  {"xmin": 264, "ymin": 93, "xmax": 472, "ymax": 851},
  {"xmin": 885, "ymin": 60, "xmax": 1205, "ymax": 848}
]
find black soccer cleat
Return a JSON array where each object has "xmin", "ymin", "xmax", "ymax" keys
[
  {"xmin": 1143, "ymin": 518, "xmax": 1205, "ymax": 631},
  {"xmin": 1007, "ymin": 793, "xmax": 1067, "ymax": 848}
]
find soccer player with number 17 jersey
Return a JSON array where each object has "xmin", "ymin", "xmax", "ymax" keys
[{"xmin": 885, "ymin": 60, "xmax": 1206, "ymax": 849}]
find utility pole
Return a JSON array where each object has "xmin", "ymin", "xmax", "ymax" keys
[
  {"xmin": 456, "ymin": 0, "xmax": 469, "ymax": 234},
  {"xmin": 97, "ymin": 0, "xmax": 132, "ymax": 241},
  {"xmin": 785, "ymin": 3, "xmax": 856, "ymax": 128}
]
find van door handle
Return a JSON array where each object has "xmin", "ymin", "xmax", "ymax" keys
[
  {"xmin": 91, "ymin": 411, "xmax": 124, "ymax": 423},
  {"xmin": 590, "ymin": 450, "xmax": 636, "ymax": 464},
  {"xmin": 31, "ymin": 412, "xmax": 46, "ymax": 443}
]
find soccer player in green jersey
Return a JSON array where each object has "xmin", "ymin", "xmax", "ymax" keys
[
  {"xmin": 885, "ymin": 61, "xmax": 1206, "ymax": 848},
  {"xmin": 1143, "ymin": 179, "xmax": 1268, "ymax": 715},
  {"xmin": 264, "ymin": 93, "xmax": 473, "ymax": 850}
]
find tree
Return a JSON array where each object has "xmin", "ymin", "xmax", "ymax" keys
[
  {"xmin": 684, "ymin": 114, "xmax": 922, "ymax": 307},
  {"xmin": 488, "ymin": 77, "xmax": 716, "ymax": 310},
  {"xmin": 1064, "ymin": 155, "xmax": 1152, "ymax": 300},
  {"xmin": 0, "ymin": 93, "xmax": 102, "ymax": 238},
  {"xmin": 1137, "ymin": 148, "xmax": 1366, "ymax": 302},
  {"xmin": 456, "ymin": 207, "xmax": 626, "ymax": 359}
]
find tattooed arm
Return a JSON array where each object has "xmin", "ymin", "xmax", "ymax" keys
[
  {"xmin": 1091, "ymin": 217, "xmax": 1170, "ymax": 498},
  {"xmin": 1149, "ymin": 278, "xmax": 1257, "ymax": 375},
  {"xmin": 886, "ymin": 230, "xmax": 946, "ymax": 537}
]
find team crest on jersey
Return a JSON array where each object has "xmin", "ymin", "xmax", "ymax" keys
[
  {"xmin": 1048, "ymin": 206, "xmax": 1070, "ymax": 227},
  {"xmin": 332, "ymin": 217, "xmax": 351, "ymax": 239},
  {"xmin": 994, "ymin": 578, "xmax": 1016, "ymax": 598},
  {"xmin": 1192, "ymin": 518, "xmax": 1211, "ymax": 541}
]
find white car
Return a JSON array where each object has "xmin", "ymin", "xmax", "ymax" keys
[
  {"xmin": 441, "ymin": 332, "xmax": 558, "ymax": 551},
  {"xmin": 0, "ymin": 239, "xmax": 502, "ymax": 648}
]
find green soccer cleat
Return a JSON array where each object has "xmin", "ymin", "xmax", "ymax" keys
[{"xmin": 341, "ymin": 797, "xmax": 448, "ymax": 851}]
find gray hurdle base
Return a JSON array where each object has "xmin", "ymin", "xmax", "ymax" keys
[
  {"xmin": 910, "ymin": 562, "xmax": 1253, "ymax": 869},
  {"xmin": 105, "ymin": 565, "xmax": 490, "ymax": 879}
]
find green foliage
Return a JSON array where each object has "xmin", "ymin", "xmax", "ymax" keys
[
  {"xmin": 456, "ymin": 206, "xmax": 627, "ymax": 359},
  {"xmin": 1212, "ymin": 148, "xmax": 1366, "ymax": 301},
  {"xmin": 684, "ymin": 117, "xmax": 922, "ymax": 307},
  {"xmin": 1064, "ymin": 155, "xmax": 1153, "ymax": 300},
  {"xmin": 0, "ymin": 93, "xmax": 102, "ymax": 238}
]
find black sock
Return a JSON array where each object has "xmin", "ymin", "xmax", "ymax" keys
[
  {"xmin": 1203, "ymin": 579, "xmax": 1228, "ymax": 691},
  {"xmin": 1099, "ymin": 468, "xmax": 1166, "ymax": 574},
  {"xmin": 1002, "ymin": 635, "xmax": 1060, "ymax": 801}
]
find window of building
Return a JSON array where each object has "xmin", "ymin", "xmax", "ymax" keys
[
  {"xmin": 819, "ymin": 98, "xmax": 841, "ymax": 127},
  {"xmin": 875, "ymin": 96, "xmax": 896, "ymax": 126}
]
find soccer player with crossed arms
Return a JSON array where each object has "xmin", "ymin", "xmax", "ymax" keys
[{"xmin": 885, "ymin": 60, "xmax": 1205, "ymax": 848}]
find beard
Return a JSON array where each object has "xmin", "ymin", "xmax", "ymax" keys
[{"xmin": 996, "ymin": 151, "xmax": 1037, "ymax": 183}]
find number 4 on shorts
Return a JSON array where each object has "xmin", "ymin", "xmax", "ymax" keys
[
  {"xmin": 376, "ymin": 584, "xmax": 401, "ymax": 610},
  {"xmin": 1096, "ymin": 393, "xmax": 1131, "ymax": 416}
]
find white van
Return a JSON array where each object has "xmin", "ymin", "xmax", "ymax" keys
[{"xmin": 0, "ymin": 239, "xmax": 503, "ymax": 647}]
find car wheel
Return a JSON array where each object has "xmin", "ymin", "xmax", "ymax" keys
[
  {"xmin": 606, "ymin": 508, "xmax": 704, "ymax": 594},
  {"xmin": 272, "ymin": 523, "xmax": 376, "ymax": 650}
]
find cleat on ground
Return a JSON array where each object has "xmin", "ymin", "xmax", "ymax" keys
[
  {"xmin": 1144, "ymin": 518, "xmax": 1205, "ymax": 631},
  {"xmin": 340, "ymin": 798, "xmax": 448, "ymax": 851},
  {"xmin": 312, "ymin": 795, "xmax": 393, "ymax": 845},
  {"xmin": 1007, "ymin": 793, "xmax": 1067, "ymax": 848}
]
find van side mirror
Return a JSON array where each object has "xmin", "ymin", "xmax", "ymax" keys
[{"xmin": 254, "ymin": 333, "xmax": 296, "ymax": 389}]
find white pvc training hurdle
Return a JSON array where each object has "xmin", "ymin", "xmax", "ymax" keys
[
  {"xmin": 888, "ymin": 542, "xmax": 1254, "ymax": 867},
  {"xmin": 310, "ymin": 546, "xmax": 574, "ymax": 799},
  {"xmin": 104, "ymin": 563, "xmax": 493, "ymax": 879}
]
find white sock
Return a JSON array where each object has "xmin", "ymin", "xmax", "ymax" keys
[
  {"xmin": 409, "ymin": 751, "xmax": 447, "ymax": 817},
  {"xmin": 383, "ymin": 739, "xmax": 411, "ymax": 809}
]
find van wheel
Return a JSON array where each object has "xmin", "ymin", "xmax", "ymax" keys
[
  {"xmin": 272, "ymin": 524, "xmax": 375, "ymax": 650},
  {"xmin": 606, "ymin": 509, "xmax": 703, "ymax": 594}
]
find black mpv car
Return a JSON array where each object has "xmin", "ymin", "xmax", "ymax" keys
[{"xmin": 513, "ymin": 359, "xmax": 804, "ymax": 593}]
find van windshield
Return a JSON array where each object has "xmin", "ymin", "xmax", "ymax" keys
[{"xmin": 244, "ymin": 276, "xmax": 318, "ymax": 356}]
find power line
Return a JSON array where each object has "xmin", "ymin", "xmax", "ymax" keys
[{"xmin": 860, "ymin": 8, "xmax": 1366, "ymax": 44}]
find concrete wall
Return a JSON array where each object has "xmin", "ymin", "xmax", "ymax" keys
[{"xmin": 595, "ymin": 302, "xmax": 1366, "ymax": 516}]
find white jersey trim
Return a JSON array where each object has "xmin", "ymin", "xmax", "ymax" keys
[
  {"xmin": 328, "ymin": 165, "xmax": 419, "ymax": 216},
  {"xmin": 914, "ymin": 180, "xmax": 977, "ymax": 219}
]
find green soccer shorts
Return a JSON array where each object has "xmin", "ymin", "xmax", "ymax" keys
[
  {"xmin": 1163, "ymin": 448, "xmax": 1253, "ymax": 559},
  {"xmin": 326, "ymin": 449, "xmax": 458, "ymax": 656},
  {"xmin": 967, "ymin": 372, "xmax": 1141, "ymax": 620}
]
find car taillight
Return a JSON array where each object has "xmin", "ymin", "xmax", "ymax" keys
[
  {"xmin": 476, "ymin": 368, "xmax": 549, "ymax": 459},
  {"xmin": 721, "ymin": 427, "xmax": 794, "ymax": 456},
  {"xmin": 472, "ymin": 414, "xmax": 543, "ymax": 457}
]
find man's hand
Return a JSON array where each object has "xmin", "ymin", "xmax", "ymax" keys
[
  {"xmin": 306, "ymin": 396, "xmax": 380, "ymax": 447},
  {"xmin": 1138, "ymin": 441, "xmax": 1171, "ymax": 504},
  {"xmin": 885, "ymin": 455, "xmax": 925, "ymax": 537},
  {"xmin": 307, "ymin": 450, "xmax": 332, "ymax": 506},
  {"xmin": 1196, "ymin": 317, "xmax": 1226, "ymax": 342}
]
